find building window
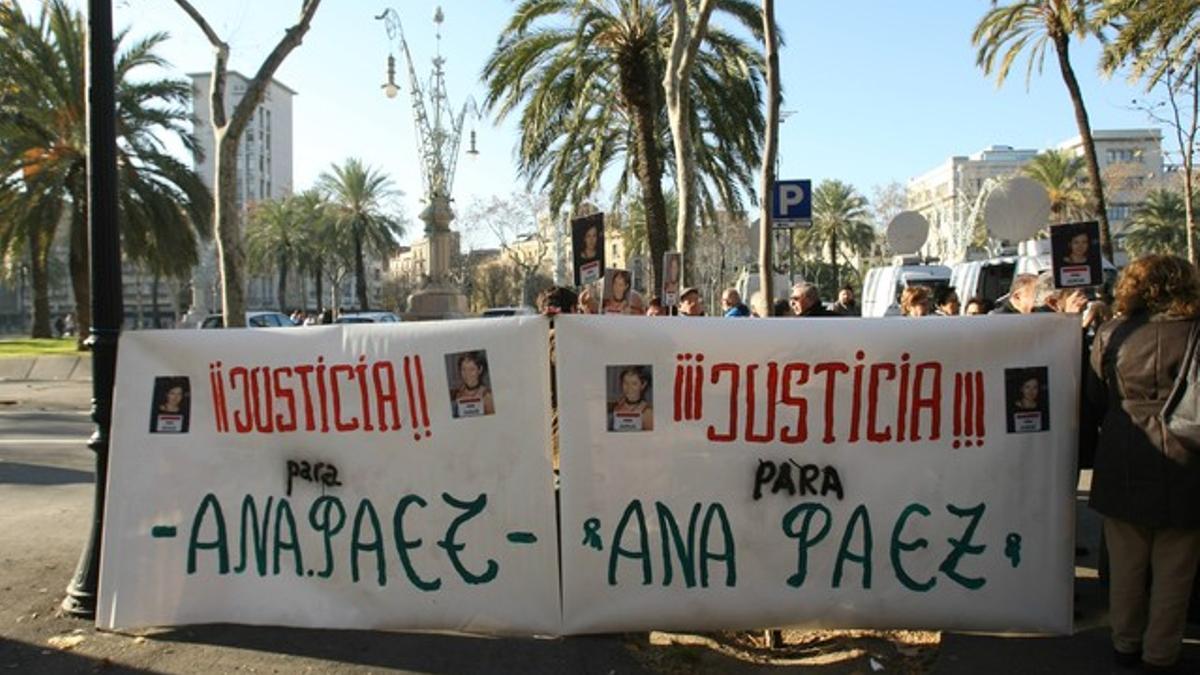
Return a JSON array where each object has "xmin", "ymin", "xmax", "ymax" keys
[
  {"xmin": 1108, "ymin": 204, "xmax": 1133, "ymax": 221},
  {"xmin": 1106, "ymin": 148, "xmax": 1142, "ymax": 164}
]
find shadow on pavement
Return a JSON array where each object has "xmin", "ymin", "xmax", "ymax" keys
[
  {"xmin": 0, "ymin": 636, "xmax": 159, "ymax": 675},
  {"xmin": 147, "ymin": 624, "xmax": 651, "ymax": 675},
  {"xmin": 0, "ymin": 461, "xmax": 93, "ymax": 486}
]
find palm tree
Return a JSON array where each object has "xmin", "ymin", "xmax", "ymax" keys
[
  {"xmin": 317, "ymin": 159, "xmax": 405, "ymax": 311},
  {"xmin": 245, "ymin": 197, "xmax": 302, "ymax": 311},
  {"xmin": 802, "ymin": 180, "xmax": 872, "ymax": 288},
  {"xmin": 0, "ymin": 1, "xmax": 209, "ymax": 343},
  {"xmin": 1100, "ymin": 0, "xmax": 1200, "ymax": 89},
  {"xmin": 289, "ymin": 190, "xmax": 334, "ymax": 312},
  {"xmin": 1022, "ymin": 149, "xmax": 1089, "ymax": 222},
  {"xmin": 973, "ymin": 0, "xmax": 1114, "ymax": 260},
  {"xmin": 481, "ymin": 0, "xmax": 764, "ymax": 286},
  {"xmin": 1124, "ymin": 188, "xmax": 1193, "ymax": 257}
]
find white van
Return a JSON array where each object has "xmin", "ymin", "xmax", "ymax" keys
[
  {"xmin": 950, "ymin": 256, "xmax": 1018, "ymax": 307},
  {"xmin": 861, "ymin": 257, "xmax": 953, "ymax": 317}
]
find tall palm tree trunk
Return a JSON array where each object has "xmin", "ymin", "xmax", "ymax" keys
[
  {"xmin": 151, "ymin": 271, "xmax": 161, "ymax": 328},
  {"xmin": 277, "ymin": 252, "xmax": 289, "ymax": 312},
  {"xmin": 313, "ymin": 261, "xmax": 324, "ymax": 312},
  {"xmin": 353, "ymin": 230, "xmax": 368, "ymax": 310},
  {"xmin": 30, "ymin": 235, "xmax": 52, "ymax": 339},
  {"xmin": 1051, "ymin": 30, "xmax": 1112, "ymax": 261},
  {"xmin": 758, "ymin": 0, "xmax": 780, "ymax": 310},
  {"xmin": 829, "ymin": 230, "xmax": 840, "ymax": 289},
  {"xmin": 620, "ymin": 57, "xmax": 670, "ymax": 287}
]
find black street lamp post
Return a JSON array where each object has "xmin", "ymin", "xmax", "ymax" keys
[{"xmin": 62, "ymin": 0, "xmax": 122, "ymax": 619}]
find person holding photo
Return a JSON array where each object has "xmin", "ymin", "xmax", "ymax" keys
[
  {"xmin": 603, "ymin": 270, "xmax": 644, "ymax": 315},
  {"xmin": 452, "ymin": 352, "xmax": 494, "ymax": 417},
  {"xmin": 610, "ymin": 366, "xmax": 653, "ymax": 432}
]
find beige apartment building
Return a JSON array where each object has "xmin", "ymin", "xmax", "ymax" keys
[{"xmin": 907, "ymin": 128, "xmax": 1163, "ymax": 262}]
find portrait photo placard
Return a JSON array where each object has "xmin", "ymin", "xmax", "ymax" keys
[
  {"xmin": 1050, "ymin": 221, "xmax": 1102, "ymax": 289},
  {"xmin": 572, "ymin": 213, "xmax": 605, "ymax": 287},
  {"xmin": 1005, "ymin": 366, "xmax": 1050, "ymax": 433},
  {"xmin": 661, "ymin": 252, "xmax": 682, "ymax": 307}
]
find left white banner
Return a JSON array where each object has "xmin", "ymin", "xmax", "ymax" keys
[{"xmin": 98, "ymin": 318, "xmax": 559, "ymax": 634}]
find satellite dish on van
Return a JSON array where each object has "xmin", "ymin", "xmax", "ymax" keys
[
  {"xmin": 886, "ymin": 211, "xmax": 930, "ymax": 254},
  {"xmin": 983, "ymin": 177, "xmax": 1050, "ymax": 242}
]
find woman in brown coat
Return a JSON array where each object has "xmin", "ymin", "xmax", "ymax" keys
[{"xmin": 1086, "ymin": 255, "xmax": 1200, "ymax": 670}]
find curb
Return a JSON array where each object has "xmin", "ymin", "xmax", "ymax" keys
[{"xmin": 0, "ymin": 354, "xmax": 92, "ymax": 381}]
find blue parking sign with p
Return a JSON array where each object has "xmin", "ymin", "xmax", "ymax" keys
[{"xmin": 772, "ymin": 179, "xmax": 812, "ymax": 226}]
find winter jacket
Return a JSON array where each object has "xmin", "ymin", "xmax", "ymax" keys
[{"xmin": 1086, "ymin": 313, "xmax": 1200, "ymax": 528}]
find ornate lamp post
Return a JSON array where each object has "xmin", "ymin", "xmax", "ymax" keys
[{"xmin": 376, "ymin": 6, "xmax": 479, "ymax": 319}]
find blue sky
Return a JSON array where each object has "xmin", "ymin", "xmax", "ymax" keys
[{"xmin": 83, "ymin": 1, "xmax": 1163, "ymax": 245}]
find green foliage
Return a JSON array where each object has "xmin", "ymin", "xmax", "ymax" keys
[
  {"xmin": 972, "ymin": 0, "xmax": 1100, "ymax": 89},
  {"xmin": 1022, "ymin": 149, "xmax": 1090, "ymax": 222},
  {"xmin": 1123, "ymin": 188, "xmax": 1194, "ymax": 256},
  {"xmin": 1100, "ymin": 0, "xmax": 1200, "ymax": 89},
  {"xmin": 800, "ymin": 180, "xmax": 873, "ymax": 287},
  {"xmin": 0, "ymin": 0, "xmax": 209, "ymax": 338},
  {"xmin": 0, "ymin": 338, "xmax": 80, "ymax": 357},
  {"xmin": 317, "ymin": 158, "xmax": 405, "ymax": 310},
  {"xmin": 481, "ymin": 0, "xmax": 766, "ymax": 285}
]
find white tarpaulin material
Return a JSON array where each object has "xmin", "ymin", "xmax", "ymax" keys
[
  {"xmin": 97, "ymin": 318, "xmax": 559, "ymax": 634},
  {"xmin": 556, "ymin": 314, "xmax": 1078, "ymax": 635}
]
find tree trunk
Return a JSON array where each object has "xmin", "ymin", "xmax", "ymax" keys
[
  {"xmin": 176, "ymin": 0, "xmax": 322, "ymax": 326},
  {"xmin": 759, "ymin": 0, "xmax": 780, "ymax": 309},
  {"xmin": 29, "ymin": 234, "xmax": 52, "ymax": 339},
  {"xmin": 354, "ymin": 229, "xmax": 368, "ymax": 310},
  {"xmin": 665, "ymin": 0, "xmax": 716, "ymax": 287},
  {"xmin": 829, "ymin": 229, "xmax": 839, "ymax": 289},
  {"xmin": 69, "ymin": 187, "xmax": 91, "ymax": 349},
  {"xmin": 1051, "ymin": 31, "xmax": 1112, "ymax": 261},
  {"xmin": 313, "ymin": 261, "xmax": 324, "ymax": 312},
  {"xmin": 151, "ymin": 272, "xmax": 161, "ymax": 328},
  {"xmin": 620, "ymin": 53, "xmax": 671, "ymax": 288},
  {"xmin": 277, "ymin": 252, "xmax": 289, "ymax": 311},
  {"xmin": 213, "ymin": 134, "xmax": 247, "ymax": 326}
]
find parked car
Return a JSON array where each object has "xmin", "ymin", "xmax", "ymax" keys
[
  {"xmin": 334, "ymin": 311, "xmax": 402, "ymax": 324},
  {"xmin": 480, "ymin": 306, "xmax": 537, "ymax": 318},
  {"xmin": 199, "ymin": 311, "xmax": 296, "ymax": 329}
]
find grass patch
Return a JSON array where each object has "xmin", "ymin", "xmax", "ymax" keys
[{"xmin": 0, "ymin": 338, "xmax": 84, "ymax": 357}]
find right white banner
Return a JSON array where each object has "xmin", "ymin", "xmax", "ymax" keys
[{"xmin": 555, "ymin": 314, "xmax": 1079, "ymax": 635}]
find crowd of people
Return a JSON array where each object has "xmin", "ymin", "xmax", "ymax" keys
[{"xmin": 537, "ymin": 253, "xmax": 1200, "ymax": 672}]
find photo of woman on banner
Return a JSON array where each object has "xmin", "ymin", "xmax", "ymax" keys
[
  {"xmin": 148, "ymin": 376, "xmax": 190, "ymax": 433},
  {"xmin": 602, "ymin": 268, "xmax": 644, "ymax": 315},
  {"xmin": 662, "ymin": 252, "xmax": 681, "ymax": 306},
  {"xmin": 1005, "ymin": 367, "xmax": 1050, "ymax": 433},
  {"xmin": 607, "ymin": 365, "xmax": 653, "ymax": 432},
  {"xmin": 1051, "ymin": 221, "xmax": 1102, "ymax": 288},
  {"xmin": 445, "ymin": 350, "xmax": 495, "ymax": 419},
  {"xmin": 572, "ymin": 213, "xmax": 605, "ymax": 287}
]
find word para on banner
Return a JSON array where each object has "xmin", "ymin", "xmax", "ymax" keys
[
  {"xmin": 182, "ymin": 491, "xmax": 538, "ymax": 589},
  {"xmin": 208, "ymin": 355, "xmax": 434, "ymax": 440},
  {"xmin": 672, "ymin": 351, "xmax": 987, "ymax": 449},
  {"xmin": 583, "ymin": 498, "xmax": 1021, "ymax": 592}
]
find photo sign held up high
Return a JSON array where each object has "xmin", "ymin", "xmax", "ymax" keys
[
  {"xmin": 97, "ymin": 318, "xmax": 559, "ymax": 633},
  {"xmin": 556, "ymin": 314, "xmax": 1079, "ymax": 634},
  {"xmin": 1050, "ymin": 221, "xmax": 1103, "ymax": 289}
]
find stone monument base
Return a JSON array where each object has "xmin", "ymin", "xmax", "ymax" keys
[{"xmin": 404, "ymin": 287, "xmax": 469, "ymax": 321}]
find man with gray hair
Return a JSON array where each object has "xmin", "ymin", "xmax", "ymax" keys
[
  {"xmin": 721, "ymin": 288, "xmax": 750, "ymax": 317},
  {"xmin": 990, "ymin": 273, "xmax": 1041, "ymax": 315},
  {"xmin": 789, "ymin": 282, "xmax": 835, "ymax": 317}
]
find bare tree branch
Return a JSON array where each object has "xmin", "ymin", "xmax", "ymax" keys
[
  {"xmin": 174, "ymin": 0, "xmax": 230, "ymax": 128},
  {"xmin": 229, "ymin": 0, "xmax": 323, "ymax": 139}
]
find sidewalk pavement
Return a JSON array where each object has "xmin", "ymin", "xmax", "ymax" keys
[{"xmin": 0, "ymin": 354, "xmax": 91, "ymax": 383}]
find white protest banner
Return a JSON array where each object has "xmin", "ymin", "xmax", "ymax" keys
[
  {"xmin": 556, "ymin": 315, "xmax": 1078, "ymax": 635},
  {"xmin": 98, "ymin": 318, "xmax": 559, "ymax": 634}
]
